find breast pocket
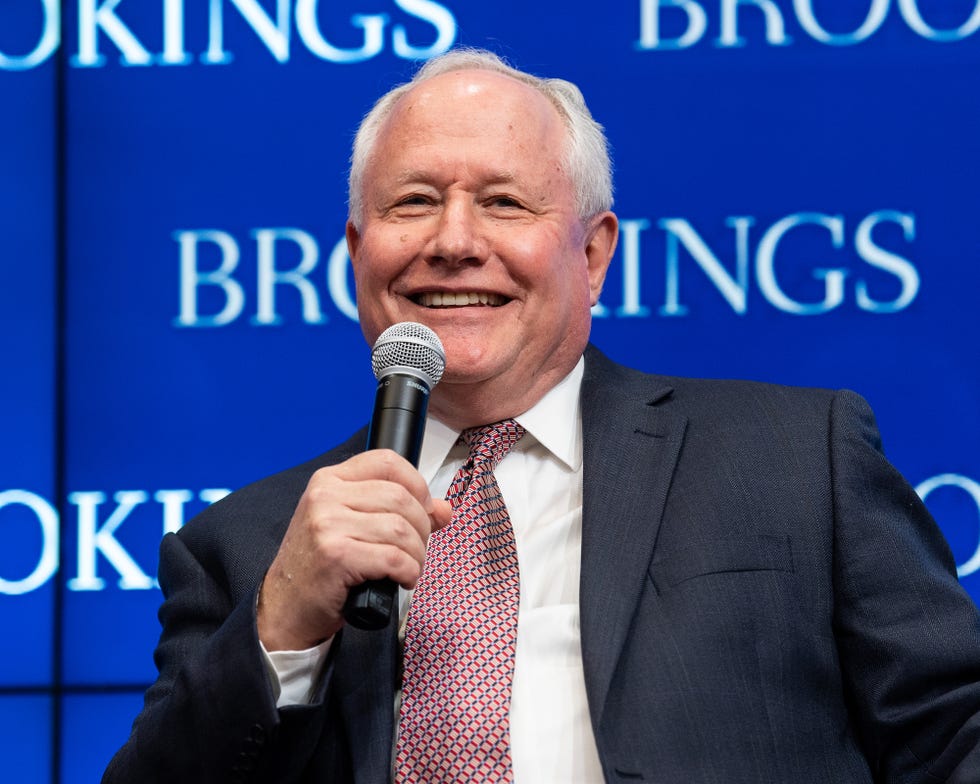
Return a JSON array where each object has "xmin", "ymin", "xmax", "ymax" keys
[{"xmin": 648, "ymin": 534, "xmax": 795, "ymax": 593}]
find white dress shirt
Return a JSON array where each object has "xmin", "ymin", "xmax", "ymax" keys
[{"xmin": 265, "ymin": 358, "xmax": 603, "ymax": 782}]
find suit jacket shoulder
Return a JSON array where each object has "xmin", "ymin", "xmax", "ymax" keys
[{"xmin": 579, "ymin": 343, "xmax": 980, "ymax": 784}]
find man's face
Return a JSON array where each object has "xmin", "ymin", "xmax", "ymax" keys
[{"xmin": 347, "ymin": 69, "xmax": 617, "ymax": 425}]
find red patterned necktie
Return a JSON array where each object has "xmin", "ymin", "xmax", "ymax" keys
[{"xmin": 395, "ymin": 420, "xmax": 526, "ymax": 784}]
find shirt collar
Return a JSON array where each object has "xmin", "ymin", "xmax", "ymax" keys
[{"xmin": 418, "ymin": 357, "xmax": 585, "ymax": 480}]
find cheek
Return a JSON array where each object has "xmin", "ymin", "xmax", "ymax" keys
[
  {"xmin": 352, "ymin": 235, "xmax": 405, "ymax": 288},
  {"xmin": 547, "ymin": 245, "xmax": 593, "ymax": 301},
  {"xmin": 351, "ymin": 251, "xmax": 394, "ymax": 333},
  {"xmin": 552, "ymin": 260, "xmax": 596, "ymax": 332},
  {"xmin": 500, "ymin": 233, "xmax": 576, "ymax": 292}
]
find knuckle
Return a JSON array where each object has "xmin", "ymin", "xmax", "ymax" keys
[
  {"xmin": 388, "ymin": 483, "xmax": 415, "ymax": 511},
  {"xmin": 387, "ymin": 514, "xmax": 415, "ymax": 544},
  {"xmin": 383, "ymin": 547, "xmax": 407, "ymax": 573},
  {"xmin": 375, "ymin": 449, "xmax": 399, "ymax": 471},
  {"xmin": 310, "ymin": 465, "xmax": 338, "ymax": 484},
  {"xmin": 315, "ymin": 527, "xmax": 347, "ymax": 557},
  {"xmin": 305, "ymin": 472, "xmax": 339, "ymax": 502}
]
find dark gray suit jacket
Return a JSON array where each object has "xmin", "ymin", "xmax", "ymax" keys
[{"xmin": 104, "ymin": 346, "xmax": 980, "ymax": 783}]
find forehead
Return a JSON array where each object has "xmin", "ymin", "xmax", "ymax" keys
[{"xmin": 374, "ymin": 69, "xmax": 567, "ymax": 160}]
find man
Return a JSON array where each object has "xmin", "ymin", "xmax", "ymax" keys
[{"xmin": 104, "ymin": 49, "xmax": 980, "ymax": 783}]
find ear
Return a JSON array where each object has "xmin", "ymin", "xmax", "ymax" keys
[
  {"xmin": 583, "ymin": 212, "xmax": 618, "ymax": 306},
  {"xmin": 345, "ymin": 220, "xmax": 361, "ymax": 262}
]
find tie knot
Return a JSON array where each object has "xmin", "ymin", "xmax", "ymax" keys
[{"xmin": 461, "ymin": 419, "xmax": 525, "ymax": 469}]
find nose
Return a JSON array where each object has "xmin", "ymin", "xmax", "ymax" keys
[{"xmin": 425, "ymin": 196, "xmax": 488, "ymax": 267}]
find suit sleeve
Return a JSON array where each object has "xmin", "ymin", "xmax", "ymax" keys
[
  {"xmin": 101, "ymin": 531, "xmax": 337, "ymax": 784},
  {"xmin": 830, "ymin": 389, "xmax": 980, "ymax": 783}
]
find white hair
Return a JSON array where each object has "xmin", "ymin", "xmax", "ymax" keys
[{"xmin": 347, "ymin": 48, "xmax": 613, "ymax": 227}]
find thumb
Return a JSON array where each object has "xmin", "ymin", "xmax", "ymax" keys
[{"xmin": 429, "ymin": 498, "xmax": 453, "ymax": 531}]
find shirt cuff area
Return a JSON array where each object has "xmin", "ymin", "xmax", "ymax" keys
[{"xmin": 259, "ymin": 638, "xmax": 333, "ymax": 708}]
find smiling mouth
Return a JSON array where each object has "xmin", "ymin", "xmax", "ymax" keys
[{"xmin": 413, "ymin": 292, "xmax": 508, "ymax": 308}]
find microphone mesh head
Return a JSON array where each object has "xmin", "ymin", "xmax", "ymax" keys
[{"xmin": 371, "ymin": 322, "xmax": 446, "ymax": 388}]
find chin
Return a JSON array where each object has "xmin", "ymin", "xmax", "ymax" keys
[
  {"xmin": 439, "ymin": 355, "xmax": 511, "ymax": 388},
  {"xmin": 439, "ymin": 364, "xmax": 494, "ymax": 386}
]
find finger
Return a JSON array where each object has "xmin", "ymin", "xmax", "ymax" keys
[
  {"xmin": 329, "ymin": 449, "xmax": 434, "ymax": 509},
  {"xmin": 328, "ymin": 477, "xmax": 428, "ymax": 515},
  {"xmin": 338, "ymin": 540, "xmax": 425, "ymax": 590},
  {"xmin": 333, "ymin": 511, "xmax": 427, "ymax": 566},
  {"xmin": 313, "ymin": 478, "xmax": 433, "ymax": 543}
]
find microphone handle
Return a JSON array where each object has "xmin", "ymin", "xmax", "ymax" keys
[{"xmin": 342, "ymin": 375, "xmax": 430, "ymax": 630}]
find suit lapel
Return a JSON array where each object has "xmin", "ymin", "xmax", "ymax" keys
[
  {"xmin": 578, "ymin": 347, "xmax": 687, "ymax": 729},
  {"xmin": 326, "ymin": 351, "xmax": 685, "ymax": 774}
]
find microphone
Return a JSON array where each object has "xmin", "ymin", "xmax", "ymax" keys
[{"xmin": 342, "ymin": 322, "xmax": 446, "ymax": 631}]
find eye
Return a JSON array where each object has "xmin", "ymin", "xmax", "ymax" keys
[
  {"xmin": 487, "ymin": 195, "xmax": 523, "ymax": 209},
  {"xmin": 396, "ymin": 194, "xmax": 432, "ymax": 206},
  {"xmin": 385, "ymin": 193, "xmax": 437, "ymax": 218}
]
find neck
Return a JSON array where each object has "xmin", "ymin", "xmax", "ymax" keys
[{"xmin": 428, "ymin": 364, "xmax": 577, "ymax": 431}]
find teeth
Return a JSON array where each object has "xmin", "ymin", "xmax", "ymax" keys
[{"xmin": 417, "ymin": 292, "xmax": 504, "ymax": 307}]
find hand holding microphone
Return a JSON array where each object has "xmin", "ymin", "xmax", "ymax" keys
[
  {"xmin": 257, "ymin": 323, "xmax": 450, "ymax": 651},
  {"xmin": 343, "ymin": 323, "xmax": 446, "ymax": 629}
]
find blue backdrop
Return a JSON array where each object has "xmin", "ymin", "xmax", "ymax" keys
[{"xmin": 2, "ymin": 1, "xmax": 979, "ymax": 780}]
